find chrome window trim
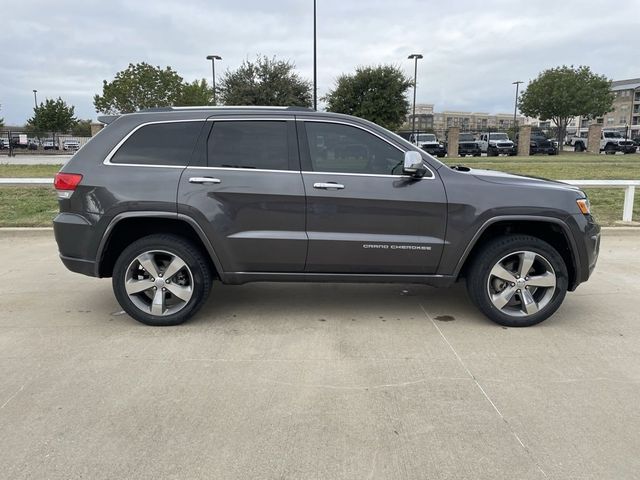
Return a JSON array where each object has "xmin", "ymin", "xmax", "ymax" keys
[
  {"xmin": 185, "ymin": 166, "xmax": 299, "ymax": 174},
  {"xmin": 103, "ymin": 119, "xmax": 207, "ymax": 167},
  {"xmin": 301, "ymin": 170, "xmax": 425, "ymax": 179},
  {"xmin": 297, "ymin": 118, "xmax": 435, "ymax": 180}
]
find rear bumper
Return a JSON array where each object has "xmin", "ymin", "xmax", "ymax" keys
[
  {"xmin": 53, "ymin": 212, "xmax": 99, "ymax": 277},
  {"xmin": 60, "ymin": 254, "xmax": 96, "ymax": 276}
]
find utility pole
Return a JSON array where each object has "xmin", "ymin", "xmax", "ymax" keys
[
  {"xmin": 408, "ymin": 54, "xmax": 423, "ymax": 139},
  {"xmin": 206, "ymin": 55, "xmax": 222, "ymax": 105},
  {"xmin": 512, "ymin": 81, "xmax": 523, "ymax": 128},
  {"xmin": 33, "ymin": 89, "xmax": 38, "ymax": 109}
]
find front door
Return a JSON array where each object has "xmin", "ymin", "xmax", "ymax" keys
[
  {"xmin": 298, "ymin": 120, "xmax": 447, "ymax": 274},
  {"xmin": 178, "ymin": 118, "xmax": 307, "ymax": 272}
]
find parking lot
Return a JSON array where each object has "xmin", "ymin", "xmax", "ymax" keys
[{"xmin": 1, "ymin": 229, "xmax": 639, "ymax": 479}]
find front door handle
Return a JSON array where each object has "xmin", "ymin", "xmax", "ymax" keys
[
  {"xmin": 189, "ymin": 177, "xmax": 221, "ymax": 184},
  {"xmin": 313, "ymin": 182, "xmax": 345, "ymax": 190}
]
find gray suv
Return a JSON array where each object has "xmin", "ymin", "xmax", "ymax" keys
[{"xmin": 53, "ymin": 107, "xmax": 600, "ymax": 327}]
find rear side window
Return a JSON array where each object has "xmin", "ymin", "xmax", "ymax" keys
[
  {"xmin": 110, "ymin": 121, "xmax": 203, "ymax": 166},
  {"xmin": 208, "ymin": 121, "xmax": 288, "ymax": 170}
]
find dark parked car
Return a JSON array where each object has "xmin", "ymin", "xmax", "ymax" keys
[
  {"xmin": 53, "ymin": 107, "xmax": 600, "ymax": 328},
  {"xmin": 515, "ymin": 133, "xmax": 558, "ymax": 155},
  {"xmin": 457, "ymin": 133, "xmax": 482, "ymax": 156}
]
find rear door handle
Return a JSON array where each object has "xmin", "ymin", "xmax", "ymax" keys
[
  {"xmin": 313, "ymin": 182, "xmax": 345, "ymax": 190},
  {"xmin": 189, "ymin": 177, "xmax": 221, "ymax": 184}
]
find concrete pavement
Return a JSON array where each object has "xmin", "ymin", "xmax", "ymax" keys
[{"xmin": 1, "ymin": 231, "xmax": 639, "ymax": 479}]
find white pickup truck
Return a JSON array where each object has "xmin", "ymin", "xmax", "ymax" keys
[
  {"xmin": 572, "ymin": 130, "xmax": 637, "ymax": 154},
  {"xmin": 478, "ymin": 132, "xmax": 516, "ymax": 156}
]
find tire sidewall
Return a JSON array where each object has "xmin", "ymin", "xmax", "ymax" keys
[
  {"xmin": 112, "ymin": 235, "xmax": 211, "ymax": 326},
  {"xmin": 468, "ymin": 236, "xmax": 568, "ymax": 327}
]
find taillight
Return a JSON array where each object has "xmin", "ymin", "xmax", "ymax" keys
[{"xmin": 54, "ymin": 173, "xmax": 83, "ymax": 199}]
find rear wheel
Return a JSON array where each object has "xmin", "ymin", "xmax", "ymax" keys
[
  {"xmin": 467, "ymin": 235, "xmax": 568, "ymax": 327},
  {"xmin": 112, "ymin": 234, "xmax": 212, "ymax": 326}
]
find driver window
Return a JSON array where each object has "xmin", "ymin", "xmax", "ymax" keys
[{"xmin": 305, "ymin": 122, "xmax": 404, "ymax": 175}]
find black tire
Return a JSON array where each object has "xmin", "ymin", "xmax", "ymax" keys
[
  {"xmin": 112, "ymin": 234, "xmax": 213, "ymax": 326},
  {"xmin": 487, "ymin": 147, "xmax": 497, "ymax": 157},
  {"xmin": 466, "ymin": 235, "xmax": 568, "ymax": 327}
]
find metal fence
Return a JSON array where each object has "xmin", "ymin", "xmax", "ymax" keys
[{"xmin": 0, "ymin": 130, "xmax": 91, "ymax": 156}]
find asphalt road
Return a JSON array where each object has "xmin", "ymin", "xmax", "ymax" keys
[{"xmin": 1, "ymin": 230, "xmax": 639, "ymax": 479}]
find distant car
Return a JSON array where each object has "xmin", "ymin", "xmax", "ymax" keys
[
  {"xmin": 27, "ymin": 138, "xmax": 39, "ymax": 150},
  {"xmin": 457, "ymin": 133, "xmax": 482, "ymax": 157},
  {"xmin": 478, "ymin": 132, "xmax": 516, "ymax": 156},
  {"xmin": 0, "ymin": 139, "xmax": 9, "ymax": 150},
  {"xmin": 516, "ymin": 134, "xmax": 558, "ymax": 155},
  {"xmin": 43, "ymin": 139, "xmax": 59, "ymax": 150},
  {"xmin": 409, "ymin": 133, "xmax": 447, "ymax": 157},
  {"xmin": 63, "ymin": 140, "xmax": 81, "ymax": 151}
]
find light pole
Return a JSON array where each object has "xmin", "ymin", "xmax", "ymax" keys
[
  {"xmin": 512, "ymin": 81, "xmax": 523, "ymax": 128},
  {"xmin": 206, "ymin": 55, "xmax": 222, "ymax": 105},
  {"xmin": 408, "ymin": 54, "xmax": 423, "ymax": 138},
  {"xmin": 313, "ymin": 0, "xmax": 317, "ymax": 110},
  {"xmin": 33, "ymin": 89, "xmax": 38, "ymax": 109}
]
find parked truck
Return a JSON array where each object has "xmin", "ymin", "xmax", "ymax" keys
[
  {"xmin": 478, "ymin": 132, "xmax": 516, "ymax": 156},
  {"xmin": 572, "ymin": 130, "xmax": 637, "ymax": 154}
]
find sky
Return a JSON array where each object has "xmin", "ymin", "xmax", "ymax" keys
[{"xmin": 1, "ymin": 0, "xmax": 639, "ymax": 125}]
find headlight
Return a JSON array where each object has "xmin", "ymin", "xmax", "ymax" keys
[{"xmin": 576, "ymin": 198, "xmax": 591, "ymax": 215}]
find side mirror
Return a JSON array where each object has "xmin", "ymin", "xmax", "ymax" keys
[{"xmin": 403, "ymin": 151, "xmax": 426, "ymax": 177}]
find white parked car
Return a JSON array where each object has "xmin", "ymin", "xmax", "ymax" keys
[{"xmin": 63, "ymin": 140, "xmax": 81, "ymax": 151}]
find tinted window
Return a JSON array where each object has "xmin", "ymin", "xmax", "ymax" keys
[
  {"xmin": 305, "ymin": 122, "xmax": 404, "ymax": 175},
  {"xmin": 208, "ymin": 121, "xmax": 288, "ymax": 170},
  {"xmin": 111, "ymin": 121, "xmax": 203, "ymax": 166}
]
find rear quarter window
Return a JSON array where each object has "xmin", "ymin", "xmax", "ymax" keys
[{"xmin": 110, "ymin": 121, "xmax": 204, "ymax": 166}]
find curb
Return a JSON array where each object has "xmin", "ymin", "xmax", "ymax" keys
[{"xmin": 0, "ymin": 227, "xmax": 54, "ymax": 238}]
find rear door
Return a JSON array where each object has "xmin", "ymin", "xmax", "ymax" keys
[
  {"xmin": 298, "ymin": 119, "xmax": 447, "ymax": 274},
  {"xmin": 178, "ymin": 117, "xmax": 307, "ymax": 272}
]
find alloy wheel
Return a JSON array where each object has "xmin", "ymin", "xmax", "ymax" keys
[{"xmin": 486, "ymin": 250, "xmax": 556, "ymax": 317}]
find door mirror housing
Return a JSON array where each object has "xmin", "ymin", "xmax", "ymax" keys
[{"xmin": 403, "ymin": 151, "xmax": 427, "ymax": 177}]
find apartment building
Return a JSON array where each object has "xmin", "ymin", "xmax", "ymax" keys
[{"xmin": 405, "ymin": 104, "xmax": 525, "ymax": 133}]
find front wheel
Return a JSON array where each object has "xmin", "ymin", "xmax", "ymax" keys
[
  {"xmin": 466, "ymin": 235, "xmax": 568, "ymax": 327},
  {"xmin": 112, "ymin": 234, "xmax": 213, "ymax": 326}
]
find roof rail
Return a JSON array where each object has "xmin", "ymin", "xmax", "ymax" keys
[{"xmin": 136, "ymin": 105, "xmax": 315, "ymax": 112}]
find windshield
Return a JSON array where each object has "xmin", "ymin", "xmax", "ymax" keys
[
  {"xmin": 459, "ymin": 134, "xmax": 475, "ymax": 141},
  {"xmin": 416, "ymin": 134, "xmax": 437, "ymax": 142},
  {"xmin": 489, "ymin": 133, "xmax": 509, "ymax": 140},
  {"xmin": 604, "ymin": 132, "xmax": 622, "ymax": 138}
]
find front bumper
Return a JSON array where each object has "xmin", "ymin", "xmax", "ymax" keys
[{"xmin": 569, "ymin": 214, "xmax": 601, "ymax": 289}]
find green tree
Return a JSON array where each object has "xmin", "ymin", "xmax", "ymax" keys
[
  {"xmin": 519, "ymin": 65, "xmax": 614, "ymax": 146},
  {"xmin": 324, "ymin": 65, "xmax": 413, "ymax": 130},
  {"xmin": 176, "ymin": 79, "xmax": 213, "ymax": 106},
  {"xmin": 71, "ymin": 119, "xmax": 92, "ymax": 137},
  {"xmin": 94, "ymin": 63, "xmax": 186, "ymax": 114},
  {"xmin": 27, "ymin": 98, "xmax": 77, "ymax": 137},
  {"xmin": 217, "ymin": 56, "xmax": 312, "ymax": 107}
]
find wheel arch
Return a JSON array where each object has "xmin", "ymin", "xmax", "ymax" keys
[
  {"xmin": 455, "ymin": 216, "xmax": 580, "ymax": 290},
  {"xmin": 96, "ymin": 212, "xmax": 224, "ymax": 279}
]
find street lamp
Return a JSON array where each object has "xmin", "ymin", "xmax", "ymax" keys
[
  {"xmin": 313, "ymin": 0, "xmax": 317, "ymax": 110},
  {"xmin": 408, "ymin": 54, "xmax": 423, "ymax": 137},
  {"xmin": 206, "ymin": 55, "xmax": 222, "ymax": 105},
  {"xmin": 512, "ymin": 81, "xmax": 523, "ymax": 128},
  {"xmin": 33, "ymin": 89, "xmax": 38, "ymax": 109}
]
